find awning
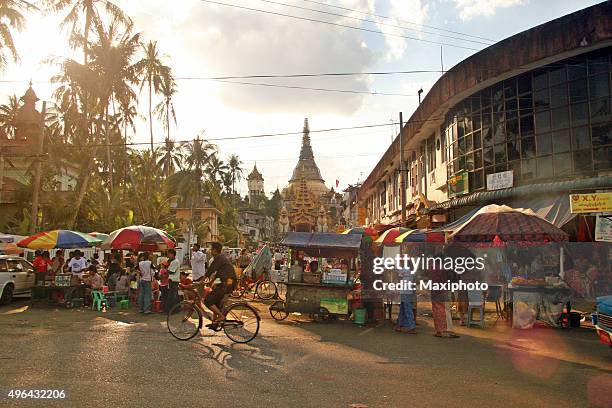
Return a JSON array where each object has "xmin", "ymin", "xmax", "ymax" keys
[
  {"xmin": 281, "ymin": 232, "xmax": 362, "ymax": 258},
  {"xmin": 426, "ymin": 176, "xmax": 612, "ymax": 213},
  {"xmin": 510, "ymin": 194, "xmax": 576, "ymax": 227}
]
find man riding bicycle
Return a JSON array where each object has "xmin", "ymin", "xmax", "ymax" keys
[{"xmin": 199, "ymin": 242, "xmax": 237, "ymax": 330}]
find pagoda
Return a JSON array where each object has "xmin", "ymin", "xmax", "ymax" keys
[{"xmin": 281, "ymin": 118, "xmax": 335, "ymax": 232}]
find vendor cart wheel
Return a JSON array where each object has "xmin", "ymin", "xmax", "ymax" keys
[
  {"xmin": 269, "ymin": 300, "xmax": 289, "ymax": 321},
  {"xmin": 255, "ymin": 281, "xmax": 277, "ymax": 300},
  {"xmin": 275, "ymin": 282, "xmax": 287, "ymax": 300},
  {"xmin": 314, "ymin": 307, "xmax": 330, "ymax": 323}
]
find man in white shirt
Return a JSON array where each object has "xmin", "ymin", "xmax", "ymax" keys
[
  {"xmin": 138, "ymin": 252, "xmax": 154, "ymax": 314},
  {"xmin": 68, "ymin": 251, "xmax": 87, "ymax": 277},
  {"xmin": 165, "ymin": 249, "xmax": 181, "ymax": 313},
  {"xmin": 191, "ymin": 243, "xmax": 207, "ymax": 282}
]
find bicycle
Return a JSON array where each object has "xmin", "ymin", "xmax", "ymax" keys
[
  {"xmin": 230, "ymin": 272, "xmax": 277, "ymax": 300},
  {"xmin": 167, "ymin": 281, "xmax": 261, "ymax": 343}
]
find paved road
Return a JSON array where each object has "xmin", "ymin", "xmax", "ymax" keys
[{"xmin": 0, "ymin": 300, "xmax": 611, "ymax": 408}]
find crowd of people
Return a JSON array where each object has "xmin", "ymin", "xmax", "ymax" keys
[{"xmin": 32, "ymin": 242, "xmax": 240, "ymax": 326}]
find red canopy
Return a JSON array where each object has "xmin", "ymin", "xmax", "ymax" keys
[{"xmin": 451, "ymin": 210, "xmax": 568, "ymax": 243}]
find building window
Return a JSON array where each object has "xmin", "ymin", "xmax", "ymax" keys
[
  {"xmin": 427, "ymin": 135, "xmax": 436, "ymax": 171},
  {"xmin": 441, "ymin": 46, "xmax": 612, "ymax": 192}
]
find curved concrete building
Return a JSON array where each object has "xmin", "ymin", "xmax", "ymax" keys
[{"xmin": 358, "ymin": 2, "xmax": 612, "ymax": 235}]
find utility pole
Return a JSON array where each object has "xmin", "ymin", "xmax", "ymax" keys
[
  {"xmin": 30, "ymin": 101, "xmax": 46, "ymax": 234},
  {"xmin": 399, "ymin": 112, "xmax": 406, "ymax": 224}
]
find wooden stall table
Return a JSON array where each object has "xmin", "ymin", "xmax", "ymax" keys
[{"xmin": 508, "ymin": 284, "xmax": 571, "ymax": 329}]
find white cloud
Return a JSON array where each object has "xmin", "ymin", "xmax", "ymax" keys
[
  {"xmin": 376, "ymin": 0, "xmax": 429, "ymax": 60},
  {"xmin": 453, "ymin": 0, "xmax": 524, "ymax": 21},
  {"xmin": 125, "ymin": 0, "xmax": 379, "ymax": 116}
]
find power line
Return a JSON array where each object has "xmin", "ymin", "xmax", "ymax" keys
[
  {"xmin": 197, "ymin": 0, "xmax": 481, "ymax": 52},
  {"xmin": 299, "ymin": 0, "xmax": 496, "ymax": 42},
  {"xmin": 182, "ymin": 69, "xmax": 444, "ymax": 80},
  {"xmin": 212, "ymin": 78, "xmax": 416, "ymax": 96},
  {"xmin": 52, "ymin": 122, "xmax": 402, "ymax": 149},
  {"xmin": 256, "ymin": 0, "xmax": 493, "ymax": 46},
  {"xmin": 48, "ymin": 102, "xmax": 553, "ymax": 151}
]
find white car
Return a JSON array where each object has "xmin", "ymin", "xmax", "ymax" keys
[{"xmin": 0, "ymin": 255, "xmax": 36, "ymax": 305}]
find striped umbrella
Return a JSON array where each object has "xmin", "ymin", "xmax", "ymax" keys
[
  {"xmin": 17, "ymin": 230, "xmax": 103, "ymax": 249},
  {"xmin": 394, "ymin": 229, "xmax": 424, "ymax": 243},
  {"xmin": 374, "ymin": 227, "xmax": 410, "ymax": 245},
  {"xmin": 101, "ymin": 225, "xmax": 176, "ymax": 251}
]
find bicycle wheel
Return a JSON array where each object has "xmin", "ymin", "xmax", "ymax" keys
[
  {"xmin": 256, "ymin": 280, "xmax": 277, "ymax": 300},
  {"xmin": 223, "ymin": 302, "xmax": 260, "ymax": 343},
  {"xmin": 269, "ymin": 300, "xmax": 289, "ymax": 321},
  {"xmin": 275, "ymin": 282, "xmax": 287, "ymax": 300},
  {"xmin": 167, "ymin": 301, "xmax": 202, "ymax": 341}
]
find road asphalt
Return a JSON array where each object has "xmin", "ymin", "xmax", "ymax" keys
[{"xmin": 0, "ymin": 299, "xmax": 611, "ymax": 408}]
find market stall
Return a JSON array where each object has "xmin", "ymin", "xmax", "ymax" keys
[
  {"xmin": 17, "ymin": 230, "xmax": 104, "ymax": 305},
  {"xmin": 447, "ymin": 204, "xmax": 571, "ymax": 329},
  {"xmin": 269, "ymin": 232, "xmax": 361, "ymax": 321}
]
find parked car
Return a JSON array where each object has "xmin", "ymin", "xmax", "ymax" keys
[
  {"xmin": 594, "ymin": 295, "xmax": 612, "ymax": 348},
  {"xmin": 0, "ymin": 255, "xmax": 36, "ymax": 305}
]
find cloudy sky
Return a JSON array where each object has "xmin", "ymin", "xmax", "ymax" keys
[{"xmin": 1, "ymin": 0, "xmax": 602, "ymax": 196}]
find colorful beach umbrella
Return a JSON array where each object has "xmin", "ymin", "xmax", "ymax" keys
[
  {"xmin": 374, "ymin": 227, "xmax": 409, "ymax": 245},
  {"xmin": 101, "ymin": 225, "xmax": 176, "ymax": 251},
  {"xmin": 17, "ymin": 230, "xmax": 103, "ymax": 249}
]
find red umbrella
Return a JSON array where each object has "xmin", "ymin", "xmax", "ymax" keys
[
  {"xmin": 101, "ymin": 225, "xmax": 176, "ymax": 251},
  {"xmin": 450, "ymin": 205, "xmax": 568, "ymax": 243}
]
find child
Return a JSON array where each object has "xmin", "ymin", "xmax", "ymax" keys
[
  {"xmin": 179, "ymin": 271, "xmax": 194, "ymax": 301},
  {"xmin": 158, "ymin": 261, "xmax": 169, "ymax": 308}
]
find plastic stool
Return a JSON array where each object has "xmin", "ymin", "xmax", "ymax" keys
[
  {"xmin": 151, "ymin": 300, "xmax": 162, "ymax": 313},
  {"xmin": 71, "ymin": 298, "xmax": 84, "ymax": 308},
  {"xmin": 92, "ymin": 291, "xmax": 106, "ymax": 311},
  {"xmin": 119, "ymin": 299, "xmax": 129, "ymax": 310},
  {"xmin": 354, "ymin": 308, "xmax": 366, "ymax": 325},
  {"xmin": 467, "ymin": 290, "xmax": 486, "ymax": 328}
]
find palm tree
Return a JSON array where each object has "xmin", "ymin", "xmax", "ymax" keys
[
  {"xmin": 220, "ymin": 171, "xmax": 233, "ymax": 195},
  {"xmin": 154, "ymin": 73, "xmax": 177, "ymax": 142},
  {"xmin": 157, "ymin": 138, "xmax": 183, "ymax": 179},
  {"xmin": 174, "ymin": 134, "xmax": 217, "ymax": 245},
  {"xmin": 206, "ymin": 153, "xmax": 228, "ymax": 186},
  {"xmin": 0, "ymin": 0, "xmax": 38, "ymax": 70},
  {"xmin": 227, "ymin": 154, "xmax": 244, "ymax": 195},
  {"xmin": 133, "ymin": 40, "xmax": 171, "ymax": 152},
  {"xmin": 87, "ymin": 20, "xmax": 140, "ymax": 193},
  {"xmin": 0, "ymin": 94, "xmax": 20, "ymax": 138},
  {"xmin": 50, "ymin": 0, "xmax": 130, "ymax": 65}
]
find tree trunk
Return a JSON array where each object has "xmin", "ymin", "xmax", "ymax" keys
[
  {"xmin": 105, "ymin": 102, "xmax": 113, "ymax": 195},
  {"xmin": 149, "ymin": 78, "xmax": 154, "ymax": 153},
  {"xmin": 68, "ymin": 157, "xmax": 94, "ymax": 229}
]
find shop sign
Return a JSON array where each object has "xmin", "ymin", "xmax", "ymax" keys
[
  {"xmin": 595, "ymin": 215, "xmax": 612, "ymax": 242},
  {"xmin": 569, "ymin": 192, "xmax": 612, "ymax": 214},
  {"xmin": 358, "ymin": 207, "xmax": 366, "ymax": 225},
  {"xmin": 486, "ymin": 170, "xmax": 513, "ymax": 191},
  {"xmin": 448, "ymin": 171, "xmax": 469, "ymax": 198}
]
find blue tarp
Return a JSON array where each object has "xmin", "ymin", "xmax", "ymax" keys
[{"xmin": 281, "ymin": 232, "xmax": 362, "ymax": 257}]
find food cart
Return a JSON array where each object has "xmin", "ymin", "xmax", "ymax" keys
[{"xmin": 269, "ymin": 232, "xmax": 361, "ymax": 322}]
